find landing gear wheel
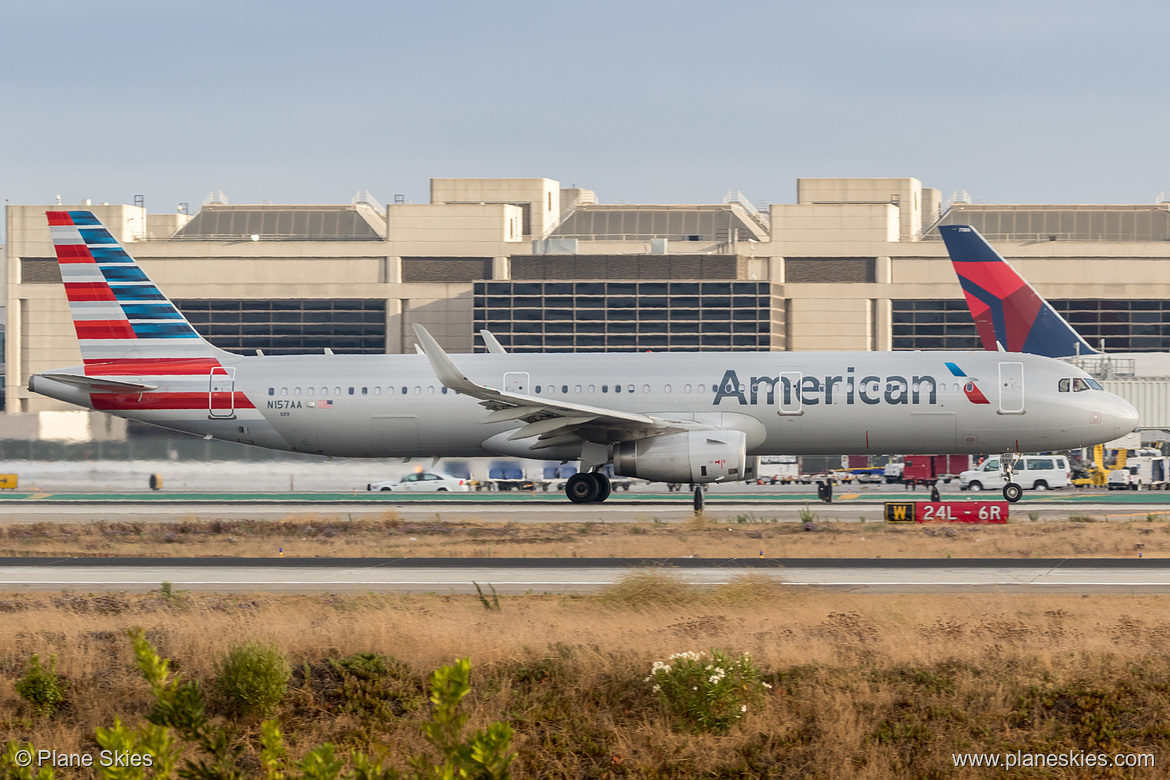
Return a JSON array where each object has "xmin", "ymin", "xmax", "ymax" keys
[
  {"xmin": 1003, "ymin": 482, "xmax": 1023, "ymax": 503},
  {"xmin": 930, "ymin": 484, "xmax": 941, "ymax": 502},
  {"xmin": 566, "ymin": 473, "xmax": 600, "ymax": 504},
  {"xmin": 593, "ymin": 472, "xmax": 612, "ymax": 503},
  {"xmin": 817, "ymin": 480, "xmax": 833, "ymax": 503},
  {"xmin": 693, "ymin": 485, "xmax": 704, "ymax": 512}
]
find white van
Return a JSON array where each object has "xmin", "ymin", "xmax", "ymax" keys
[{"xmin": 959, "ymin": 455, "xmax": 1071, "ymax": 492}]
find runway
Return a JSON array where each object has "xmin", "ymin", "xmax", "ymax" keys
[
  {"xmin": 2, "ymin": 557, "xmax": 1169, "ymax": 594},
  {"xmin": 3, "ymin": 488, "xmax": 1170, "ymax": 524}
]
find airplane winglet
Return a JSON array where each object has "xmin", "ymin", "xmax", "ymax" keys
[
  {"xmin": 479, "ymin": 329, "xmax": 507, "ymax": 354},
  {"xmin": 412, "ymin": 324, "xmax": 490, "ymax": 396}
]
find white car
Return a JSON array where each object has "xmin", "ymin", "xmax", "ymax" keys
[{"xmin": 366, "ymin": 472, "xmax": 471, "ymax": 492}]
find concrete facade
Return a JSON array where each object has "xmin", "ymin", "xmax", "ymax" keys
[{"xmin": 7, "ymin": 177, "xmax": 1170, "ymax": 415}]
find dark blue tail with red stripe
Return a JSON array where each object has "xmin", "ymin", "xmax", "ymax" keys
[{"xmin": 939, "ymin": 225, "xmax": 1096, "ymax": 358}]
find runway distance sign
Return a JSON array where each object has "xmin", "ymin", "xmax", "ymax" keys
[{"xmin": 885, "ymin": 501, "xmax": 1008, "ymax": 524}]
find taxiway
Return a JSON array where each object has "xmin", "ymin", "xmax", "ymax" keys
[{"xmin": 2, "ymin": 557, "xmax": 1169, "ymax": 594}]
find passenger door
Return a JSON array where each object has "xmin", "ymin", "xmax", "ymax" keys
[
  {"xmin": 998, "ymin": 362, "xmax": 1024, "ymax": 414},
  {"xmin": 778, "ymin": 371, "xmax": 802, "ymax": 415},
  {"xmin": 208, "ymin": 367, "xmax": 236, "ymax": 419}
]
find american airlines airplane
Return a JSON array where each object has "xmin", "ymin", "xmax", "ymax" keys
[{"xmin": 30, "ymin": 211, "xmax": 1138, "ymax": 503}]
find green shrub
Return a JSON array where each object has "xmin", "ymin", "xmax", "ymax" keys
[
  {"xmin": 15, "ymin": 654, "xmax": 67, "ymax": 717},
  {"xmin": 215, "ymin": 641, "xmax": 291, "ymax": 718},
  {"xmin": 646, "ymin": 649, "xmax": 770, "ymax": 733},
  {"xmin": 329, "ymin": 652, "xmax": 423, "ymax": 724}
]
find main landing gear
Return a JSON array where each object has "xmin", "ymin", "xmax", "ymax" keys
[{"xmin": 565, "ymin": 471, "xmax": 612, "ymax": 504}]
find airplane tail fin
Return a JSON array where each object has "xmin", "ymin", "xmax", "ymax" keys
[
  {"xmin": 47, "ymin": 210, "xmax": 228, "ymax": 365},
  {"xmin": 938, "ymin": 225, "xmax": 1096, "ymax": 358}
]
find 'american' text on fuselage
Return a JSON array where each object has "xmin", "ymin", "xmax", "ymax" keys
[{"xmin": 713, "ymin": 369, "xmax": 940, "ymax": 406}]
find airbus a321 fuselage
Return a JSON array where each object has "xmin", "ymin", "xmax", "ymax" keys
[{"xmin": 30, "ymin": 211, "xmax": 1139, "ymax": 503}]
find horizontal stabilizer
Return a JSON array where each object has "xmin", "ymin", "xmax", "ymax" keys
[{"xmin": 31, "ymin": 372, "xmax": 158, "ymax": 393}]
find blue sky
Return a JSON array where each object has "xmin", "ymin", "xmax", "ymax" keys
[{"xmin": 4, "ymin": 0, "xmax": 1169, "ymax": 239}]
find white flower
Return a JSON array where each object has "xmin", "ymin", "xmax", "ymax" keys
[
  {"xmin": 652, "ymin": 684, "xmax": 661, "ymax": 692},
  {"xmin": 693, "ymin": 686, "xmax": 698, "ymax": 691},
  {"xmin": 762, "ymin": 682, "xmax": 773, "ymax": 689},
  {"xmin": 709, "ymin": 675, "xmax": 720, "ymax": 684},
  {"xmin": 740, "ymin": 704, "xmax": 747, "ymax": 713}
]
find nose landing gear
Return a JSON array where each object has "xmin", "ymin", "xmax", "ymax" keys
[{"xmin": 1001, "ymin": 452, "xmax": 1023, "ymax": 503}]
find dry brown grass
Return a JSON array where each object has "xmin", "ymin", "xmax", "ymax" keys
[
  {"xmin": 3, "ymin": 514, "xmax": 1170, "ymax": 559},
  {"xmin": 2, "ymin": 586, "xmax": 1170, "ymax": 777}
]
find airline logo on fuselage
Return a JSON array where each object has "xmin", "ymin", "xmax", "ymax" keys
[{"xmin": 712, "ymin": 368, "xmax": 946, "ymax": 407}]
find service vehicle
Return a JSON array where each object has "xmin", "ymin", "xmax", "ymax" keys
[
  {"xmin": 902, "ymin": 454, "xmax": 971, "ymax": 487},
  {"xmin": 754, "ymin": 456, "xmax": 801, "ymax": 485},
  {"xmin": 959, "ymin": 455, "xmax": 1071, "ymax": 492},
  {"xmin": 1106, "ymin": 449, "xmax": 1168, "ymax": 490}
]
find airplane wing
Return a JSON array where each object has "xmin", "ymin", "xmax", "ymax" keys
[
  {"xmin": 412, "ymin": 324, "xmax": 688, "ymax": 447},
  {"xmin": 31, "ymin": 372, "xmax": 159, "ymax": 393}
]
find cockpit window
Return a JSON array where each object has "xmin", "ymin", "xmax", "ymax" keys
[
  {"xmin": 1086, "ymin": 378, "xmax": 1103, "ymax": 390},
  {"xmin": 1058, "ymin": 378, "xmax": 1070, "ymax": 392},
  {"xmin": 1072, "ymin": 378, "xmax": 1090, "ymax": 392}
]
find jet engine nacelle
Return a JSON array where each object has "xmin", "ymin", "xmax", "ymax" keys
[{"xmin": 613, "ymin": 430, "xmax": 753, "ymax": 483}]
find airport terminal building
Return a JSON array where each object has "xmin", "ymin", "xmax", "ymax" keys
[{"xmin": 6, "ymin": 177, "xmax": 1170, "ymax": 427}]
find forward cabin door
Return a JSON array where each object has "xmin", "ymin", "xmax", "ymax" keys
[
  {"xmin": 208, "ymin": 367, "xmax": 236, "ymax": 419},
  {"xmin": 998, "ymin": 362, "xmax": 1024, "ymax": 414}
]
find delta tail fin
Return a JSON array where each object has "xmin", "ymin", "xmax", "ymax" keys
[
  {"xmin": 938, "ymin": 225, "xmax": 1096, "ymax": 358},
  {"xmin": 47, "ymin": 210, "xmax": 228, "ymax": 365}
]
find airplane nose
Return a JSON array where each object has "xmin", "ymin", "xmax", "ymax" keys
[{"xmin": 1113, "ymin": 397, "xmax": 1140, "ymax": 436}]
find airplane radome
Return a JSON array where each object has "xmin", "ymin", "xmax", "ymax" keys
[{"xmin": 30, "ymin": 211, "xmax": 1139, "ymax": 504}]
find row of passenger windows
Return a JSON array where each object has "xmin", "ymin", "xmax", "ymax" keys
[
  {"xmin": 264, "ymin": 379, "xmax": 991, "ymax": 398},
  {"xmin": 269, "ymin": 385, "xmax": 450, "ymax": 397}
]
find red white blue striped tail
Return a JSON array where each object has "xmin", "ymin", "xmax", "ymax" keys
[{"xmin": 47, "ymin": 210, "xmax": 226, "ymax": 364}]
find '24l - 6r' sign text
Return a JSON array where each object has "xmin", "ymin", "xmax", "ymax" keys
[{"xmin": 885, "ymin": 501, "xmax": 1008, "ymax": 524}]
